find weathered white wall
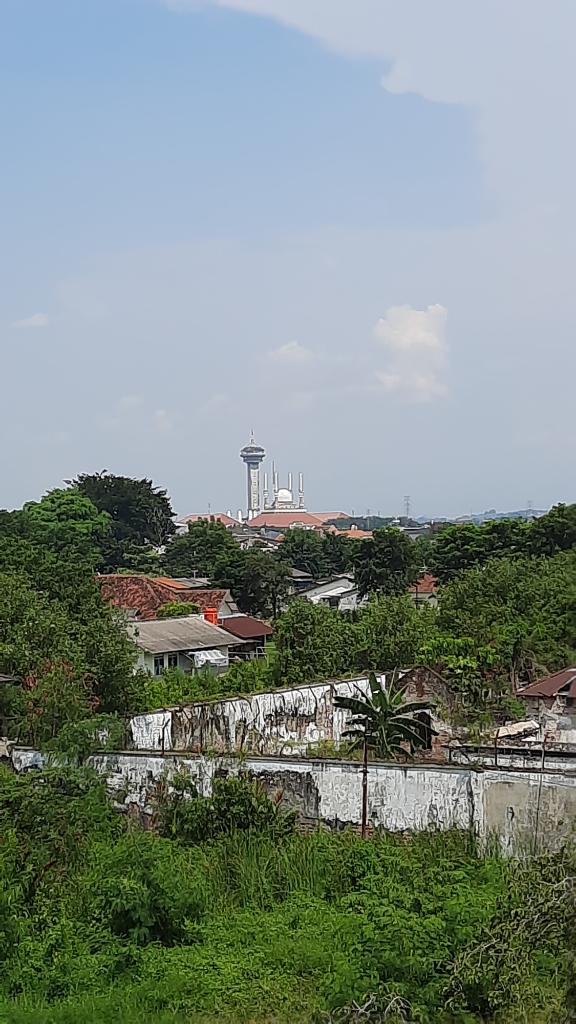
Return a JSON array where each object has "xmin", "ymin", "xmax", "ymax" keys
[
  {"xmin": 85, "ymin": 750, "xmax": 576, "ymax": 853},
  {"xmin": 128, "ymin": 672, "xmax": 454, "ymax": 757},
  {"xmin": 128, "ymin": 677, "xmax": 378, "ymax": 754}
]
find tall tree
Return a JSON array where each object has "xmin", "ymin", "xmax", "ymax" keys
[
  {"xmin": 429, "ymin": 519, "xmax": 529, "ymax": 582},
  {"xmin": 353, "ymin": 527, "xmax": 419, "ymax": 597},
  {"xmin": 161, "ymin": 518, "xmax": 238, "ymax": 579},
  {"xmin": 71, "ymin": 471, "xmax": 176, "ymax": 569},
  {"xmin": 334, "ymin": 671, "xmax": 435, "ymax": 835},
  {"xmin": 277, "ymin": 528, "xmax": 327, "ymax": 579},
  {"xmin": 23, "ymin": 489, "xmax": 110, "ymax": 566},
  {"xmin": 526, "ymin": 503, "xmax": 576, "ymax": 557}
]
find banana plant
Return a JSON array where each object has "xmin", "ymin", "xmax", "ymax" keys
[{"xmin": 334, "ymin": 670, "xmax": 436, "ymax": 836}]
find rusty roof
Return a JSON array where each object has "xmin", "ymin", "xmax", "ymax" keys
[
  {"xmin": 220, "ymin": 615, "xmax": 273, "ymax": 639},
  {"xmin": 409, "ymin": 573, "xmax": 439, "ymax": 594},
  {"xmin": 128, "ymin": 616, "xmax": 237, "ymax": 654},
  {"xmin": 98, "ymin": 575, "xmax": 230, "ymax": 621},
  {"xmin": 517, "ymin": 667, "xmax": 576, "ymax": 699}
]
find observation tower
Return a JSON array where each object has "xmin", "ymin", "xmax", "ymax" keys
[{"xmin": 239, "ymin": 432, "xmax": 266, "ymax": 520}]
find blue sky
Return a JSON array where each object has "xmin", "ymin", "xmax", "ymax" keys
[{"xmin": 1, "ymin": 0, "xmax": 575, "ymax": 517}]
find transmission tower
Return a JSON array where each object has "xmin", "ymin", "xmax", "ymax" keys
[{"xmin": 403, "ymin": 495, "xmax": 411, "ymax": 519}]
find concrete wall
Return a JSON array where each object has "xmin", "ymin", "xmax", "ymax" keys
[
  {"xmin": 84, "ymin": 750, "xmax": 576, "ymax": 854},
  {"xmin": 128, "ymin": 668, "xmax": 453, "ymax": 759}
]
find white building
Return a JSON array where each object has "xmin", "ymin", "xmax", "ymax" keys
[{"xmin": 128, "ymin": 616, "xmax": 236, "ymax": 676}]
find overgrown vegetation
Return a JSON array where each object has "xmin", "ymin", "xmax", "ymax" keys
[
  {"xmin": 0, "ymin": 763, "xmax": 572, "ymax": 1024},
  {"xmin": 1, "ymin": 480, "xmax": 576, "ymax": 1021}
]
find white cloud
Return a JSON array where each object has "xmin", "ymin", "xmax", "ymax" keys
[
  {"xmin": 154, "ymin": 409, "xmax": 172, "ymax": 432},
  {"xmin": 119, "ymin": 395, "xmax": 143, "ymax": 408},
  {"xmin": 374, "ymin": 303, "xmax": 448, "ymax": 401},
  {"xmin": 269, "ymin": 340, "xmax": 312, "ymax": 363},
  {"xmin": 12, "ymin": 313, "xmax": 48, "ymax": 329}
]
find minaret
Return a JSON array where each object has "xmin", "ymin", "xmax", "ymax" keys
[
  {"xmin": 298, "ymin": 472, "xmax": 305, "ymax": 509},
  {"xmin": 239, "ymin": 432, "xmax": 266, "ymax": 520}
]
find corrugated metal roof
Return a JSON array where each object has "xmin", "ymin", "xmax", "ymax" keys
[
  {"xmin": 128, "ymin": 616, "xmax": 237, "ymax": 655},
  {"xmin": 220, "ymin": 615, "xmax": 273, "ymax": 639},
  {"xmin": 517, "ymin": 667, "xmax": 576, "ymax": 698}
]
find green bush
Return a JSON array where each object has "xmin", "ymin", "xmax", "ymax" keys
[{"xmin": 153, "ymin": 774, "xmax": 297, "ymax": 845}]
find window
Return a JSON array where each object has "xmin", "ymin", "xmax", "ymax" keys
[
  {"xmin": 154, "ymin": 655, "xmax": 165, "ymax": 676},
  {"xmin": 167, "ymin": 653, "xmax": 178, "ymax": 670}
]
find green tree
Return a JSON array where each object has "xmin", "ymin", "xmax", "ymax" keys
[
  {"xmin": 161, "ymin": 518, "xmax": 237, "ymax": 579},
  {"xmin": 277, "ymin": 528, "xmax": 327, "ymax": 578},
  {"xmin": 71, "ymin": 471, "xmax": 176, "ymax": 569},
  {"xmin": 274, "ymin": 599, "xmax": 356, "ymax": 686},
  {"xmin": 334, "ymin": 670, "xmax": 435, "ymax": 836},
  {"xmin": 527, "ymin": 503, "xmax": 576, "ymax": 556},
  {"xmin": 235, "ymin": 549, "xmax": 291, "ymax": 617},
  {"xmin": 438, "ymin": 553, "xmax": 576, "ymax": 691},
  {"xmin": 429, "ymin": 518, "xmax": 529, "ymax": 583},
  {"xmin": 156, "ymin": 600, "xmax": 201, "ymax": 618},
  {"xmin": 321, "ymin": 530, "xmax": 354, "ymax": 575},
  {"xmin": 353, "ymin": 594, "xmax": 439, "ymax": 672},
  {"xmin": 353, "ymin": 527, "xmax": 419, "ymax": 597},
  {"xmin": 23, "ymin": 489, "xmax": 110, "ymax": 566}
]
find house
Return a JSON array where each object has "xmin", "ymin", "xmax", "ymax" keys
[
  {"xmin": 409, "ymin": 574, "xmax": 439, "ymax": 606},
  {"xmin": 219, "ymin": 615, "xmax": 273, "ymax": 661},
  {"xmin": 98, "ymin": 574, "xmax": 238, "ymax": 620},
  {"xmin": 299, "ymin": 574, "xmax": 356, "ymax": 608},
  {"xmin": 247, "ymin": 511, "xmax": 325, "ymax": 532},
  {"xmin": 128, "ymin": 615, "xmax": 237, "ymax": 676},
  {"xmin": 517, "ymin": 667, "xmax": 576, "ymax": 718}
]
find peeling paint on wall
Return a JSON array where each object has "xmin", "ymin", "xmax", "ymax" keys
[
  {"xmin": 79, "ymin": 750, "xmax": 576, "ymax": 853},
  {"xmin": 128, "ymin": 668, "xmax": 453, "ymax": 759}
]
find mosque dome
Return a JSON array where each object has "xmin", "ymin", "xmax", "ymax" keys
[{"xmin": 276, "ymin": 487, "xmax": 293, "ymax": 504}]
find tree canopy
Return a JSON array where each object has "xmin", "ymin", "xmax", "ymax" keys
[
  {"xmin": 71, "ymin": 471, "xmax": 176, "ymax": 570},
  {"xmin": 161, "ymin": 517, "xmax": 237, "ymax": 579},
  {"xmin": 353, "ymin": 526, "xmax": 419, "ymax": 597}
]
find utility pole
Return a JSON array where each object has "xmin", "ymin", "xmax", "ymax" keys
[{"xmin": 361, "ymin": 724, "xmax": 369, "ymax": 839}]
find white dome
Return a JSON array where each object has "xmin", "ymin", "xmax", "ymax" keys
[{"xmin": 276, "ymin": 488, "xmax": 293, "ymax": 502}]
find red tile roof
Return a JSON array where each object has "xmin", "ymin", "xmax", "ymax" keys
[
  {"xmin": 517, "ymin": 667, "xmax": 576, "ymax": 699},
  {"xmin": 178, "ymin": 512, "xmax": 238, "ymax": 527},
  {"xmin": 409, "ymin": 573, "xmax": 439, "ymax": 594},
  {"xmin": 248, "ymin": 511, "xmax": 324, "ymax": 529},
  {"xmin": 312, "ymin": 511, "xmax": 349, "ymax": 523},
  {"xmin": 220, "ymin": 615, "xmax": 273, "ymax": 639},
  {"xmin": 97, "ymin": 575, "xmax": 229, "ymax": 621}
]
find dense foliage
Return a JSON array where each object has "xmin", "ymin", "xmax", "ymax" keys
[{"xmin": 0, "ymin": 764, "xmax": 571, "ymax": 1024}]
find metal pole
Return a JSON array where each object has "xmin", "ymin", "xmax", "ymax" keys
[
  {"xmin": 534, "ymin": 735, "xmax": 546, "ymax": 855},
  {"xmin": 361, "ymin": 727, "xmax": 368, "ymax": 839}
]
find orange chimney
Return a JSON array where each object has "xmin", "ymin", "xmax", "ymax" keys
[{"xmin": 204, "ymin": 607, "xmax": 218, "ymax": 625}]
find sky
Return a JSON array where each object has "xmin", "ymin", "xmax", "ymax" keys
[{"xmin": 1, "ymin": 0, "xmax": 575, "ymax": 519}]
